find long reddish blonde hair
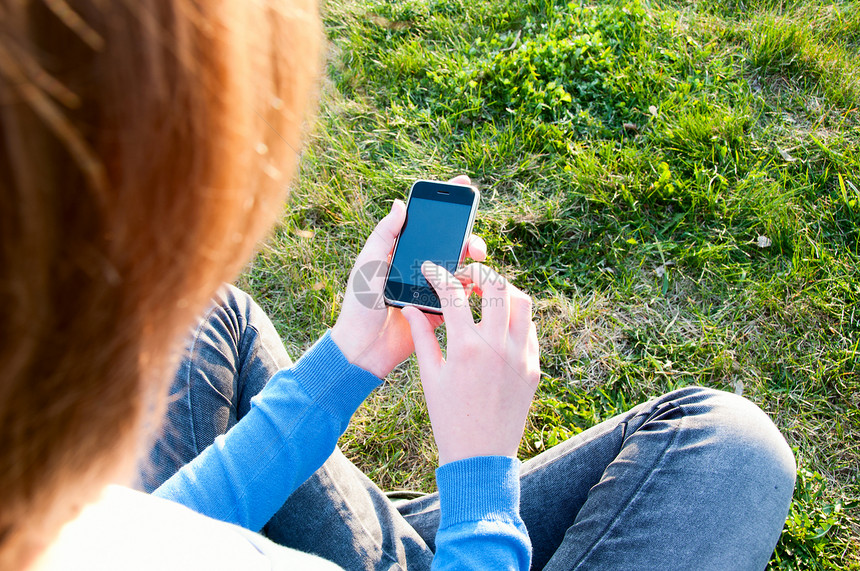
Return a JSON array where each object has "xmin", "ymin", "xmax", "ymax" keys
[{"xmin": 0, "ymin": 1, "xmax": 321, "ymax": 567}]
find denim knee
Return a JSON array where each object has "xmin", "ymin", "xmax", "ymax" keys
[
  {"xmin": 670, "ymin": 386, "xmax": 797, "ymax": 502},
  {"xmin": 212, "ymin": 283, "xmax": 257, "ymax": 325}
]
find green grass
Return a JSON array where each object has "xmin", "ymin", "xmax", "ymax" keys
[{"xmin": 239, "ymin": 0, "xmax": 860, "ymax": 566}]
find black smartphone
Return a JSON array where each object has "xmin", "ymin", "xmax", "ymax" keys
[{"xmin": 383, "ymin": 180, "xmax": 480, "ymax": 314}]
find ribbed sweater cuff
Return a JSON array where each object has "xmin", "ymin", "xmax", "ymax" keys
[
  {"xmin": 288, "ymin": 330, "xmax": 383, "ymax": 420},
  {"xmin": 436, "ymin": 456, "xmax": 521, "ymax": 530}
]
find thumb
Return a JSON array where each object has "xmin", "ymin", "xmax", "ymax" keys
[
  {"xmin": 347, "ymin": 200, "xmax": 406, "ymax": 298},
  {"xmin": 402, "ymin": 306, "xmax": 443, "ymax": 376},
  {"xmin": 356, "ymin": 199, "xmax": 406, "ymax": 264}
]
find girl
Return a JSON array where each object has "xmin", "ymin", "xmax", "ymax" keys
[{"xmin": 0, "ymin": 2, "xmax": 795, "ymax": 569}]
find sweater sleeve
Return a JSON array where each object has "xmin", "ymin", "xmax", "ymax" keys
[
  {"xmin": 431, "ymin": 456, "xmax": 532, "ymax": 570},
  {"xmin": 153, "ymin": 330, "xmax": 382, "ymax": 531}
]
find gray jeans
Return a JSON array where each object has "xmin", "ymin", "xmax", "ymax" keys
[{"xmin": 139, "ymin": 285, "xmax": 796, "ymax": 570}]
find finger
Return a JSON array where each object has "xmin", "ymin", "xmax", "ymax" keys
[
  {"xmin": 402, "ymin": 306, "xmax": 443, "ymax": 375},
  {"xmin": 462, "ymin": 282, "xmax": 475, "ymax": 299},
  {"xmin": 453, "ymin": 267, "xmax": 482, "ymax": 297},
  {"xmin": 456, "ymin": 263, "xmax": 510, "ymax": 336},
  {"xmin": 424, "ymin": 312, "xmax": 445, "ymax": 329},
  {"xmin": 422, "ymin": 261, "xmax": 471, "ymax": 330},
  {"xmin": 507, "ymin": 286, "xmax": 534, "ymax": 342},
  {"xmin": 447, "ymin": 174, "xmax": 471, "ymax": 186},
  {"xmin": 526, "ymin": 321, "xmax": 541, "ymax": 389},
  {"xmin": 451, "ymin": 278, "xmax": 478, "ymax": 305},
  {"xmin": 350, "ymin": 199, "xmax": 406, "ymax": 291},
  {"xmin": 463, "ymin": 234, "xmax": 487, "ymax": 263},
  {"xmin": 356, "ymin": 199, "xmax": 406, "ymax": 264}
]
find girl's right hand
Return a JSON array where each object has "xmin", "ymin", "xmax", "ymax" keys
[{"xmin": 402, "ymin": 262, "xmax": 541, "ymax": 465}]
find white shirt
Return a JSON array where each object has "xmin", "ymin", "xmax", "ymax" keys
[{"xmin": 38, "ymin": 485, "xmax": 342, "ymax": 570}]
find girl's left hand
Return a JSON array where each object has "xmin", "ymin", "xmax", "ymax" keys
[{"xmin": 330, "ymin": 175, "xmax": 486, "ymax": 378}]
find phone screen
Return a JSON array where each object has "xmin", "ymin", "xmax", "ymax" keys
[{"xmin": 384, "ymin": 181, "xmax": 478, "ymax": 312}]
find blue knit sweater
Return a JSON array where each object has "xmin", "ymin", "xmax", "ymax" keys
[{"xmin": 154, "ymin": 331, "xmax": 531, "ymax": 569}]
